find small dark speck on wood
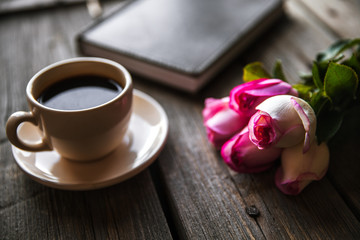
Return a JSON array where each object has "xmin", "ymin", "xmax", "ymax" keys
[
  {"xmin": 327, "ymin": 7, "xmax": 338, "ymax": 18},
  {"xmin": 246, "ymin": 205, "xmax": 260, "ymax": 218}
]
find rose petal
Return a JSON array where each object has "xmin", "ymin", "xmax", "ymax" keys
[
  {"xmin": 255, "ymin": 95, "xmax": 316, "ymax": 149},
  {"xmin": 290, "ymin": 97, "xmax": 316, "ymax": 153},
  {"xmin": 206, "ymin": 108, "xmax": 248, "ymax": 135},
  {"xmin": 248, "ymin": 111, "xmax": 278, "ymax": 149},
  {"xmin": 203, "ymin": 97, "xmax": 230, "ymax": 120},
  {"xmin": 229, "ymin": 79, "xmax": 298, "ymax": 115},
  {"xmin": 275, "ymin": 141, "xmax": 329, "ymax": 195},
  {"xmin": 203, "ymin": 97, "xmax": 249, "ymax": 149},
  {"xmin": 221, "ymin": 127, "xmax": 282, "ymax": 173}
]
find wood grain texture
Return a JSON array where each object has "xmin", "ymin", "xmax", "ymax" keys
[
  {"xmin": 300, "ymin": 0, "xmax": 360, "ymax": 38},
  {"xmin": 0, "ymin": 0, "xmax": 86, "ymax": 15},
  {"xmin": 0, "ymin": 5, "xmax": 172, "ymax": 240},
  {"xmin": 1, "ymin": 0, "xmax": 360, "ymax": 239}
]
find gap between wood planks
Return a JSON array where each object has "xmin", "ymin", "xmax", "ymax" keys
[{"xmin": 149, "ymin": 162, "xmax": 179, "ymax": 240}]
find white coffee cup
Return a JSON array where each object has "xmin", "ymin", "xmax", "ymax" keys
[{"xmin": 6, "ymin": 57, "xmax": 133, "ymax": 161}]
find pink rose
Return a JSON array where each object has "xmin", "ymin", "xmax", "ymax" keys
[
  {"xmin": 229, "ymin": 79, "xmax": 298, "ymax": 117},
  {"xmin": 203, "ymin": 97, "xmax": 249, "ymax": 149},
  {"xmin": 248, "ymin": 95, "xmax": 316, "ymax": 152},
  {"xmin": 275, "ymin": 141, "xmax": 330, "ymax": 195},
  {"xmin": 221, "ymin": 127, "xmax": 282, "ymax": 173}
]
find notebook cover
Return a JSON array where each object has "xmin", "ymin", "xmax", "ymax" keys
[{"xmin": 77, "ymin": 0, "xmax": 283, "ymax": 92}]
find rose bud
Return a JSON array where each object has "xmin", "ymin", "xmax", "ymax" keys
[
  {"xmin": 275, "ymin": 141, "xmax": 330, "ymax": 195},
  {"xmin": 221, "ymin": 127, "xmax": 282, "ymax": 173},
  {"xmin": 203, "ymin": 97, "xmax": 249, "ymax": 149},
  {"xmin": 248, "ymin": 95, "xmax": 316, "ymax": 152},
  {"xmin": 229, "ymin": 79, "xmax": 298, "ymax": 117}
]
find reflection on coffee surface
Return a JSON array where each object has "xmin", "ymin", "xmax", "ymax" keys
[{"xmin": 37, "ymin": 75, "xmax": 123, "ymax": 110}]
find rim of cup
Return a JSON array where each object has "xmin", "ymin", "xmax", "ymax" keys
[{"xmin": 26, "ymin": 57, "xmax": 132, "ymax": 113}]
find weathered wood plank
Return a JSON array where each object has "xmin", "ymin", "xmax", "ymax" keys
[
  {"xmin": 145, "ymin": 93, "xmax": 265, "ymax": 239},
  {"xmin": 0, "ymin": 151, "xmax": 172, "ymax": 240},
  {"xmin": 231, "ymin": 170, "xmax": 360, "ymax": 239},
  {"xmin": 0, "ymin": 4, "xmax": 172, "ymax": 240},
  {"xmin": 0, "ymin": 0, "xmax": 85, "ymax": 15},
  {"xmin": 1, "ymin": 0, "xmax": 360, "ymax": 239},
  {"xmin": 300, "ymin": 0, "xmax": 360, "ymax": 38}
]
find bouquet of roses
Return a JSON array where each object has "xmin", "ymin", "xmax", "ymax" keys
[{"xmin": 203, "ymin": 38, "xmax": 360, "ymax": 195}]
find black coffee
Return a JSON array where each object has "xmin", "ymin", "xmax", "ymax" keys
[{"xmin": 37, "ymin": 75, "xmax": 123, "ymax": 110}]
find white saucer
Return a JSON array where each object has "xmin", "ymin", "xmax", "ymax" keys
[{"xmin": 11, "ymin": 89, "xmax": 169, "ymax": 190}]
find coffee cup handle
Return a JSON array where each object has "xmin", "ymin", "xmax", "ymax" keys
[{"xmin": 6, "ymin": 111, "xmax": 52, "ymax": 152}]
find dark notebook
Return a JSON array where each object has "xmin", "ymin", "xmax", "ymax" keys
[{"xmin": 77, "ymin": 0, "xmax": 283, "ymax": 92}]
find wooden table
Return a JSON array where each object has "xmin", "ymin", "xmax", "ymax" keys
[{"xmin": 1, "ymin": 0, "xmax": 360, "ymax": 239}]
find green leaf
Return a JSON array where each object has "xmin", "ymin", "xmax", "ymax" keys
[
  {"xmin": 328, "ymin": 106, "xmax": 360, "ymax": 145},
  {"xmin": 298, "ymin": 72, "xmax": 313, "ymax": 84},
  {"xmin": 312, "ymin": 62, "xmax": 323, "ymax": 89},
  {"xmin": 316, "ymin": 38, "xmax": 360, "ymax": 62},
  {"xmin": 314, "ymin": 61, "xmax": 330, "ymax": 82},
  {"xmin": 272, "ymin": 60, "xmax": 287, "ymax": 82},
  {"xmin": 342, "ymin": 53, "xmax": 360, "ymax": 77},
  {"xmin": 310, "ymin": 90, "xmax": 329, "ymax": 115},
  {"xmin": 292, "ymin": 84, "xmax": 314, "ymax": 101},
  {"xmin": 324, "ymin": 62, "xmax": 359, "ymax": 107},
  {"xmin": 316, "ymin": 110, "xmax": 344, "ymax": 143},
  {"xmin": 243, "ymin": 62, "xmax": 271, "ymax": 82}
]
